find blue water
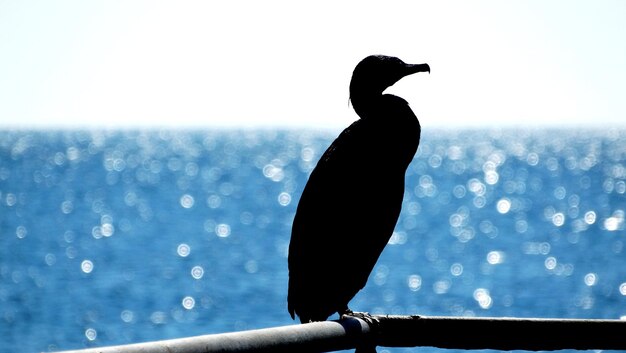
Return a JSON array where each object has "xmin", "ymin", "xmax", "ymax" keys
[{"xmin": 1, "ymin": 128, "xmax": 625, "ymax": 353}]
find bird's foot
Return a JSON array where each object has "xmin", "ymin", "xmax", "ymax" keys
[
  {"xmin": 342, "ymin": 310, "xmax": 379, "ymax": 353},
  {"xmin": 340, "ymin": 310, "xmax": 379, "ymax": 327}
]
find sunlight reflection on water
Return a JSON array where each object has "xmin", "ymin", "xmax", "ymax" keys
[{"xmin": 0, "ymin": 128, "xmax": 624, "ymax": 353}]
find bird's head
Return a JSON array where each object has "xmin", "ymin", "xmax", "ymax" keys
[{"xmin": 349, "ymin": 55, "xmax": 430, "ymax": 103}]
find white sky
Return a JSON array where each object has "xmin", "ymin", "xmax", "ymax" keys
[{"xmin": 1, "ymin": 0, "xmax": 625, "ymax": 130}]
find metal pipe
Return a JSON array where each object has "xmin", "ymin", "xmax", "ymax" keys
[
  {"xmin": 53, "ymin": 317, "xmax": 370, "ymax": 353},
  {"xmin": 373, "ymin": 315, "xmax": 626, "ymax": 351},
  {"xmin": 52, "ymin": 315, "xmax": 626, "ymax": 353}
]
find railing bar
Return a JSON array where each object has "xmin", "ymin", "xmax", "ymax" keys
[
  {"xmin": 374, "ymin": 315, "xmax": 626, "ymax": 351},
  {"xmin": 51, "ymin": 315, "xmax": 626, "ymax": 353}
]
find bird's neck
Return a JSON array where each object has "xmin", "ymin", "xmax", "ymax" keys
[
  {"xmin": 350, "ymin": 93, "xmax": 383, "ymax": 119},
  {"xmin": 352, "ymin": 92, "xmax": 413, "ymax": 121}
]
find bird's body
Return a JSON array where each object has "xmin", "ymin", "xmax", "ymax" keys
[{"xmin": 288, "ymin": 55, "xmax": 429, "ymax": 323}]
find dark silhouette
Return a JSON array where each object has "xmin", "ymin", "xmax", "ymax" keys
[{"xmin": 288, "ymin": 55, "xmax": 430, "ymax": 324}]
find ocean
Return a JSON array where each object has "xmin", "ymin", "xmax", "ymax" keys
[{"xmin": 0, "ymin": 128, "xmax": 625, "ymax": 353}]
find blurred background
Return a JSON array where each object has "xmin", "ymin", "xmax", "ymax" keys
[{"xmin": 1, "ymin": 1, "xmax": 625, "ymax": 353}]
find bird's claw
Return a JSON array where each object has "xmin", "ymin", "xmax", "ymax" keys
[
  {"xmin": 341, "ymin": 310, "xmax": 379, "ymax": 326},
  {"xmin": 342, "ymin": 311, "xmax": 379, "ymax": 353}
]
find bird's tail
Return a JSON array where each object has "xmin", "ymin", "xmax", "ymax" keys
[{"xmin": 287, "ymin": 300, "xmax": 296, "ymax": 320}]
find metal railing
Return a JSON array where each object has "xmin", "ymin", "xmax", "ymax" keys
[{"xmin": 53, "ymin": 314, "xmax": 626, "ymax": 353}]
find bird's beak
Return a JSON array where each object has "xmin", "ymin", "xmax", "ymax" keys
[{"xmin": 405, "ymin": 63, "xmax": 430, "ymax": 75}]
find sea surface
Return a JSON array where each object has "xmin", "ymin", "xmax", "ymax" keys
[{"xmin": 0, "ymin": 128, "xmax": 625, "ymax": 353}]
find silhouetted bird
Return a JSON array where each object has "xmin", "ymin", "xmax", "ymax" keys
[{"xmin": 288, "ymin": 55, "xmax": 430, "ymax": 323}]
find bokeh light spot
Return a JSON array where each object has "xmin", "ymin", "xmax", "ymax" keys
[
  {"xmin": 16, "ymin": 226, "xmax": 27, "ymax": 239},
  {"xmin": 191, "ymin": 265, "xmax": 204, "ymax": 279},
  {"xmin": 215, "ymin": 223, "xmax": 231, "ymax": 238},
  {"xmin": 81, "ymin": 260, "xmax": 94, "ymax": 274},
  {"xmin": 151, "ymin": 311, "xmax": 167, "ymax": 324},
  {"xmin": 487, "ymin": 251, "xmax": 505, "ymax": 265},
  {"xmin": 604, "ymin": 211, "xmax": 624, "ymax": 231},
  {"xmin": 552, "ymin": 213, "xmax": 565, "ymax": 227},
  {"xmin": 473, "ymin": 288, "xmax": 492, "ymax": 309},
  {"xmin": 245, "ymin": 260, "xmax": 258, "ymax": 274},
  {"xmin": 619, "ymin": 283, "xmax": 626, "ymax": 295},
  {"xmin": 484, "ymin": 170, "xmax": 499, "ymax": 185},
  {"xmin": 496, "ymin": 198, "xmax": 511, "ymax": 214},
  {"xmin": 278, "ymin": 192, "xmax": 291, "ymax": 206},
  {"xmin": 207, "ymin": 194, "xmax": 221, "ymax": 209},
  {"xmin": 584, "ymin": 273, "xmax": 597, "ymax": 286},
  {"xmin": 85, "ymin": 328, "xmax": 97, "ymax": 341},
  {"xmin": 407, "ymin": 274, "xmax": 422, "ymax": 291},
  {"xmin": 450, "ymin": 263, "xmax": 463, "ymax": 276},
  {"xmin": 45, "ymin": 253, "xmax": 56, "ymax": 266},
  {"xmin": 433, "ymin": 279, "xmax": 451, "ymax": 294},
  {"xmin": 177, "ymin": 243, "xmax": 191, "ymax": 257},
  {"xmin": 584, "ymin": 211, "xmax": 597, "ymax": 225},
  {"xmin": 120, "ymin": 310, "xmax": 134, "ymax": 323},
  {"xmin": 180, "ymin": 194, "xmax": 195, "ymax": 209},
  {"xmin": 545, "ymin": 256, "xmax": 557, "ymax": 270},
  {"xmin": 182, "ymin": 296, "xmax": 196, "ymax": 310}
]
